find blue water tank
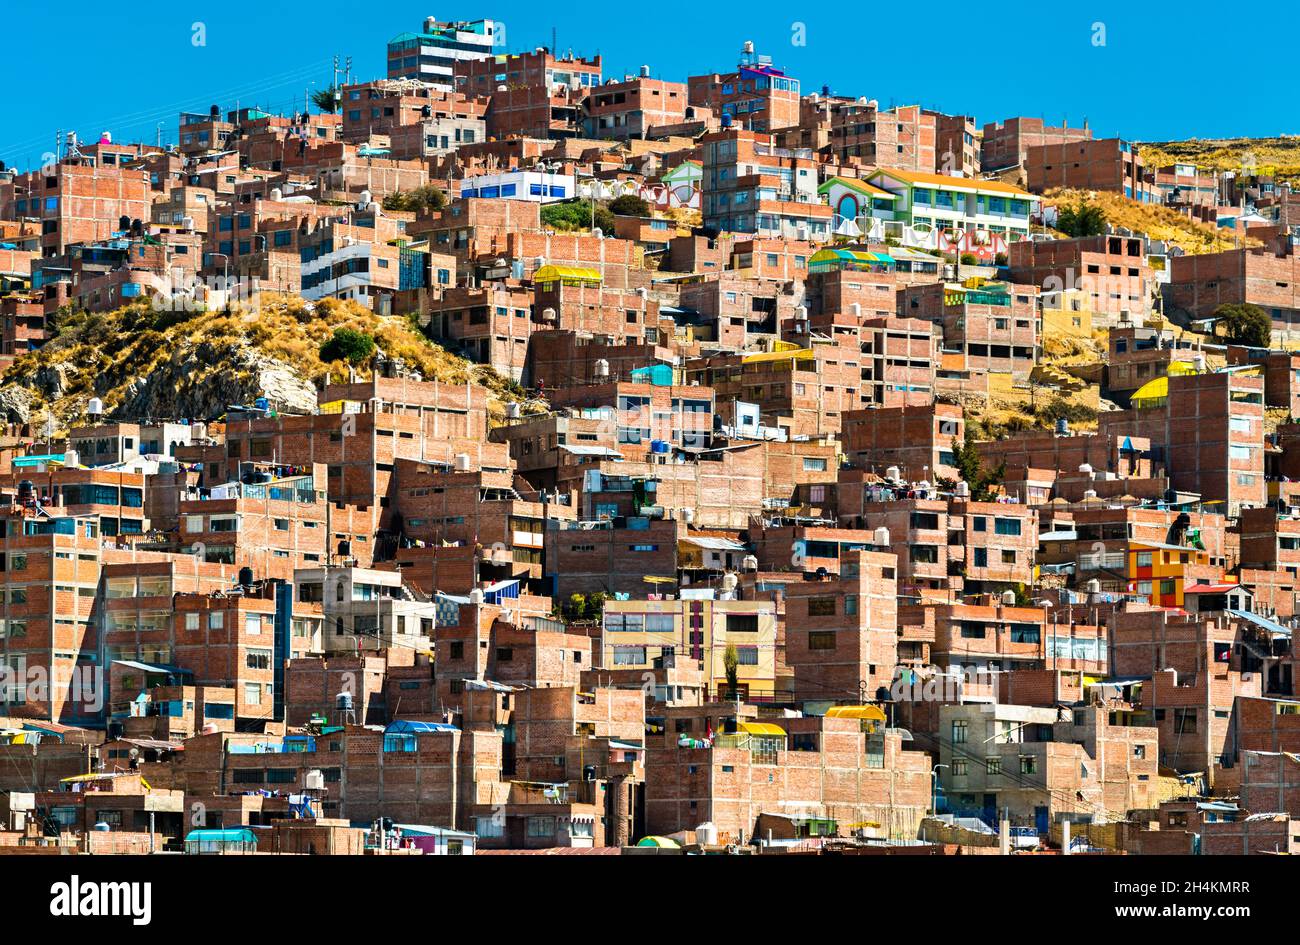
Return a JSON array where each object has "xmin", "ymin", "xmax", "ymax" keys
[
  {"xmin": 254, "ymin": 396, "xmax": 270, "ymax": 412},
  {"xmin": 650, "ymin": 440, "xmax": 669, "ymax": 453}
]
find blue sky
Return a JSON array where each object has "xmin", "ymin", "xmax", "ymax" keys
[{"xmin": 0, "ymin": 0, "xmax": 1293, "ymax": 171}]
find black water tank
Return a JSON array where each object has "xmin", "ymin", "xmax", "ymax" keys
[{"xmin": 238, "ymin": 566, "xmax": 254, "ymax": 588}]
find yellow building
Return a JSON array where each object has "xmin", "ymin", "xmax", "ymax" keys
[
  {"xmin": 600, "ymin": 597, "xmax": 781, "ymax": 701},
  {"xmin": 1126, "ymin": 540, "xmax": 1214, "ymax": 608},
  {"xmin": 1040, "ymin": 288, "xmax": 1094, "ymax": 339}
]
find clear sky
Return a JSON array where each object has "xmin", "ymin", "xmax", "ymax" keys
[{"xmin": 0, "ymin": 0, "xmax": 1293, "ymax": 171}]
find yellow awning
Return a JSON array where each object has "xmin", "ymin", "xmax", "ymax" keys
[
  {"xmin": 533, "ymin": 264, "xmax": 601, "ymax": 284},
  {"xmin": 738, "ymin": 721, "xmax": 786, "ymax": 737},
  {"xmin": 825, "ymin": 705, "xmax": 887, "ymax": 721},
  {"xmin": 636, "ymin": 835, "xmax": 681, "ymax": 848},
  {"xmin": 1131, "ymin": 375, "xmax": 1168, "ymax": 407},
  {"xmin": 742, "ymin": 348, "xmax": 815, "ymax": 365}
]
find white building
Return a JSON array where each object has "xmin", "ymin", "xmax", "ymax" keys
[
  {"xmin": 386, "ymin": 17, "xmax": 501, "ymax": 90},
  {"xmin": 459, "ymin": 170, "xmax": 576, "ymax": 204}
]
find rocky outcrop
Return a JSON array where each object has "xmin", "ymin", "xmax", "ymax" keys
[
  {"xmin": 0, "ymin": 385, "xmax": 33, "ymax": 423},
  {"xmin": 0, "ymin": 297, "xmax": 498, "ymax": 429},
  {"xmin": 5, "ymin": 337, "xmax": 316, "ymax": 425},
  {"xmin": 112, "ymin": 341, "xmax": 317, "ymax": 420}
]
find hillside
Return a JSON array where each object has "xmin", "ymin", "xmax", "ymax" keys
[
  {"xmin": 0, "ymin": 295, "xmax": 522, "ymax": 434},
  {"xmin": 1139, "ymin": 136, "xmax": 1300, "ymax": 184},
  {"xmin": 1042, "ymin": 188, "xmax": 1255, "ymax": 255}
]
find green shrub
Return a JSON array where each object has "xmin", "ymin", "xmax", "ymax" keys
[
  {"xmin": 1056, "ymin": 202, "xmax": 1107, "ymax": 237},
  {"xmin": 608, "ymin": 194, "xmax": 651, "ymax": 216},
  {"xmin": 1216, "ymin": 302, "xmax": 1272, "ymax": 348},
  {"xmin": 541, "ymin": 200, "xmax": 616, "ymax": 234},
  {"xmin": 319, "ymin": 327, "xmax": 376, "ymax": 364}
]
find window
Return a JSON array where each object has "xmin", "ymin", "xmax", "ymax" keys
[
  {"xmin": 951, "ymin": 719, "xmax": 968, "ymax": 744},
  {"xmin": 1020, "ymin": 756, "xmax": 1037, "ymax": 775},
  {"xmin": 612, "ymin": 646, "xmax": 646, "ymax": 665},
  {"xmin": 994, "ymin": 518, "xmax": 1021, "ymax": 536},
  {"xmin": 986, "ymin": 757, "xmax": 1001, "ymax": 775},
  {"xmin": 807, "ymin": 597, "xmax": 836, "ymax": 616},
  {"xmin": 952, "ymin": 759, "xmax": 969, "ymax": 777},
  {"xmin": 725, "ymin": 614, "xmax": 759, "ymax": 633},
  {"xmin": 808, "ymin": 631, "xmax": 836, "ymax": 650},
  {"xmin": 527, "ymin": 816, "xmax": 556, "ymax": 839}
]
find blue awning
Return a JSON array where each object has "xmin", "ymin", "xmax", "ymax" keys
[
  {"xmin": 185, "ymin": 828, "xmax": 257, "ymax": 843},
  {"xmin": 113, "ymin": 659, "xmax": 192, "ymax": 676},
  {"xmin": 1228, "ymin": 609, "xmax": 1292, "ymax": 638},
  {"xmin": 385, "ymin": 719, "xmax": 460, "ymax": 735}
]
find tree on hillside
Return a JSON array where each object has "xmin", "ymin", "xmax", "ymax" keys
[
  {"xmin": 382, "ymin": 184, "xmax": 447, "ymax": 214},
  {"xmin": 952, "ymin": 429, "xmax": 1005, "ymax": 502},
  {"xmin": 1216, "ymin": 302, "xmax": 1272, "ymax": 348},
  {"xmin": 723, "ymin": 643, "xmax": 740, "ymax": 700},
  {"xmin": 1056, "ymin": 202, "xmax": 1107, "ymax": 238},
  {"xmin": 311, "ymin": 87, "xmax": 339, "ymax": 114},
  {"xmin": 608, "ymin": 194, "xmax": 651, "ymax": 217},
  {"xmin": 319, "ymin": 327, "xmax": 376, "ymax": 365}
]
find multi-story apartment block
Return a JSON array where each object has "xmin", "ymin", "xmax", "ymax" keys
[
  {"xmin": 1025, "ymin": 137, "xmax": 1154, "ymax": 202},
  {"xmin": 386, "ymin": 17, "xmax": 502, "ymax": 89},
  {"xmin": 582, "ymin": 76, "xmax": 690, "ymax": 139},
  {"xmin": 700, "ymin": 128, "xmax": 830, "ymax": 240},
  {"xmin": 688, "ymin": 45, "xmax": 800, "ymax": 134},
  {"xmin": 600, "ymin": 598, "xmax": 781, "ymax": 702},
  {"xmin": 981, "ymin": 116, "xmax": 1092, "ymax": 174}
]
